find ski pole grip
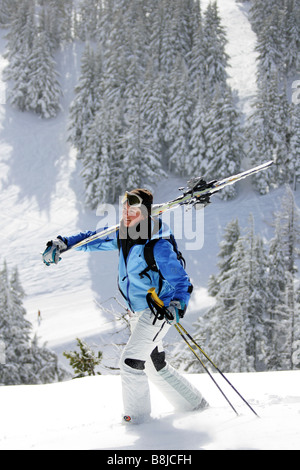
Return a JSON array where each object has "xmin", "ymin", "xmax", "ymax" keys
[{"xmin": 148, "ymin": 288, "xmax": 164, "ymax": 308}]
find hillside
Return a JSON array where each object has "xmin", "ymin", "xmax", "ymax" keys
[
  {"xmin": 1, "ymin": 0, "xmax": 298, "ymax": 365},
  {"xmin": 0, "ymin": 0, "xmax": 299, "ymax": 451}
]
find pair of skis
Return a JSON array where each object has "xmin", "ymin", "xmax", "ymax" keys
[{"xmin": 70, "ymin": 160, "xmax": 273, "ymax": 250}]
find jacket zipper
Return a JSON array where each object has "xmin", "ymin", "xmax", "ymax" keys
[{"xmin": 124, "ymin": 245, "xmax": 134, "ymax": 312}]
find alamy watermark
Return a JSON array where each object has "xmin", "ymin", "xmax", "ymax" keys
[{"xmin": 95, "ymin": 198, "xmax": 205, "ymax": 251}]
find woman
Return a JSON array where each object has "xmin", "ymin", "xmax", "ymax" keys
[{"xmin": 43, "ymin": 188, "xmax": 208, "ymax": 423}]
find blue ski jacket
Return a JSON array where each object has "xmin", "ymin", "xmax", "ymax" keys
[{"xmin": 61, "ymin": 220, "xmax": 192, "ymax": 313}]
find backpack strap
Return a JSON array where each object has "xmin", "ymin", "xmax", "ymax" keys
[{"xmin": 140, "ymin": 220, "xmax": 193, "ymax": 296}]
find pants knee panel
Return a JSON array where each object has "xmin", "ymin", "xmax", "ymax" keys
[
  {"xmin": 151, "ymin": 346, "xmax": 167, "ymax": 372},
  {"xmin": 124, "ymin": 358, "xmax": 146, "ymax": 370}
]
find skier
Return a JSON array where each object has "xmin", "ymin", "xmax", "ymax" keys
[{"xmin": 42, "ymin": 188, "xmax": 208, "ymax": 424}]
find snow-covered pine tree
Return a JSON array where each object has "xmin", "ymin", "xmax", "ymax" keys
[
  {"xmin": 248, "ymin": 0, "xmax": 299, "ymax": 193},
  {"xmin": 288, "ymin": 103, "xmax": 300, "ymax": 191},
  {"xmin": 193, "ymin": 219, "xmax": 245, "ymax": 373},
  {"xmin": 196, "ymin": 216, "xmax": 269, "ymax": 373},
  {"xmin": 0, "ymin": 261, "xmax": 69, "ymax": 385},
  {"xmin": 0, "ymin": 0, "xmax": 19, "ymax": 27},
  {"xmin": 249, "ymin": 0, "xmax": 282, "ymax": 38},
  {"xmin": 4, "ymin": 0, "xmax": 36, "ymax": 112},
  {"xmin": 202, "ymin": 1, "xmax": 229, "ymax": 101},
  {"xmin": 187, "ymin": 86, "xmax": 207, "ymax": 177},
  {"xmin": 273, "ymin": 187, "xmax": 300, "ymax": 370},
  {"xmin": 76, "ymin": 0, "xmax": 103, "ymax": 41},
  {"xmin": 251, "ymin": 0, "xmax": 300, "ymax": 79},
  {"xmin": 283, "ymin": 0, "xmax": 300, "ymax": 74},
  {"xmin": 207, "ymin": 218, "xmax": 241, "ymax": 297},
  {"xmin": 201, "ymin": 85, "xmax": 244, "ymax": 199},
  {"xmin": 120, "ymin": 54, "xmax": 164, "ymax": 190},
  {"xmin": 4, "ymin": 0, "xmax": 64, "ymax": 117},
  {"xmin": 25, "ymin": 334, "xmax": 69, "ymax": 384},
  {"xmin": 142, "ymin": 63, "xmax": 168, "ymax": 167},
  {"xmin": 166, "ymin": 54, "xmax": 193, "ymax": 175},
  {"xmin": 255, "ymin": 4, "xmax": 286, "ymax": 83},
  {"xmin": 264, "ymin": 74, "xmax": 290, "ymax": 186},
  {"xmin": 293, "ymin": 287, "xmax": 300, "ymax": 369},
  {"xmin": 266, "ymin": 217, "xmax": 292, "ymax": 370},
  {"xmin": 248, "ymin": 73, "xmax": 289, "ymax": 193},
  {"xmin": 188, "ymin": 4, "xmax": 204, "ymax": 95},
  {"xmin": 26, "ymin": 30, "xmax": 62, "ymax": 118},
  {"xmin": 0, "ymin": 262, "xmax": 31, "ymax": 383},
  {"xmin": 241, "ymin": 215, "xmax": 270, "ymax": 371},
  {"xmin": 39, "ymin": 0, "xmax": 75, "ymax": 51},
  {"xmin": 158, "ymin": 0, "xmax": 177, "ymax": 76},
  {"xmin": 68, "ymin": 42, "xmax": 98, "ymax": 158},
  {"xmin": 81, "ymin": 97, "xmax": 123, "ymax": 207}
]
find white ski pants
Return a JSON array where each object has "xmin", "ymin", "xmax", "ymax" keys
[{"xmin": 119, "ymin": 308, "xmax": 204, "ymax": 421}]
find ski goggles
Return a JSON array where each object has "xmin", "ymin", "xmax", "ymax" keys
[{"xmin": 121, "ymin": 191, "xmax": 143, "ymax": 207}]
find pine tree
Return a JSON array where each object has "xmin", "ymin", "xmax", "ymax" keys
[
  {"xmin": 39, "ymin": 0, "xmax": 75, "ymax": 51},
  {"xmin": 0, "ymin": 0, "xmax": 19, "ymax": 27},
  {"xmin": 4, "ymin": 0, "xmax": 64, "ymax": 117},
  {"xmin": 292, "ymin": 287, "xmax": 300, "ymax": 369},
  {"xmin": 265, "ymin": 217, "xmax": 290, "ymax": 370},
  {"xmin": 76, "ymin": 0, "xmax": 103, "ymax": 41},
  {"xmin": 188, "ymin": 6, "xmax": 205, "ymax": 95},
  {"xmin": 4, "ymin": 0, "xmax": 36, "ymax": 111},
  {"xmin": 81, "ymin": 100, "xmax": 123, "ymax": 206},
  {"xmin": 194, "ymin": 219, "xmax": 246, "ymax": 373},
  {"xmin": 202, "ymin": 1, "xmax": 229, "ymax": 100},
  {"xmin": 68, "ymin": 43, "xmax": 98, "ymax": 158},
  {"xmin": 208, "ymin": 218, "xmax": 241, "ymax": 297},
  {"xmin": 26, "ymin": 30, "xmax": 62, "ymax": 118},
  {"xmin": 255, "ymin": 5, "xmax": 286, "ymax": 82},
  {"xmin": 249, "ymin": 0, "xmax": 278, "ymax": 36},
  {"xmin": 202, "ymin": 86, "xmax": 244, "ymax": 199},
  {"xmin": 275, "ymin": 187, "xmax": 300, "ymax": 369},
  {"xmin": 247, "ymin": 0, "xmax": 299, "ymax": 193},
  {"xmin": 283, "ymin": 0, "xmax": 300, "ymax": 74},
  {"xmin": 63, "ymin": 338, "xmax": 102, "ymax": 379},
  {"xmin": 264, "ymin": 187, "xmax": 300, "ymax": 370},
  {"xmin": 143, "ymin": 64, "xmax": 168, "ymax": 165},
  {"xmin": 0, "ymin": 261, "xmax": 69, "ymax": 385},
  {"xmin": 248, "ymin": 73, "xmax": 290, "ymax": 193},
  {"xmin": 187, "ymin": 87, "xmax": 207, "ymax": 177},
  {"xmin": 166, "ymin": 55, "xmax": 193, "ymax": 175},
  {"xmin": 288, "ymin": 103, "xmax": 300, "ymax": 191},
  {"xmin": 196, "ymin": 216, "xmax": 269, "ymax": 373}
]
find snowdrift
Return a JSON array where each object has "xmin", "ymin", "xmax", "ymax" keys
[{"xmin": 0, "ymin": 370, "xmax": 299, "ymax": 450}]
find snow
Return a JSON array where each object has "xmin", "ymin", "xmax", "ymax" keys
[
  {"xmin": 0, "ymin": 370, "xmax": 299, "ymax": 450},
  {"xmin": 0, "ymin": 0, "xmax": 300, "ymax": 451}
]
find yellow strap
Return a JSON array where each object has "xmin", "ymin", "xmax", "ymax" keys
[{"xmin": 147, "ymin": 287, "xmax": 165, "ymax": 308}]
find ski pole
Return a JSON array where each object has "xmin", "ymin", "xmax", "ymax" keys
[
  {"xmin": 147, "ymin": 289, "xmax": 239, "ymax": 416},
  {"xmin": 173, "ymin": 323, "xmax": 239, "ymax": 416},
  {"xmin": 176, "ymin": 323, "xmax": 259, "ymax": 418}
]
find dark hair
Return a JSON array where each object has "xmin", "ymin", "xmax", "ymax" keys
[{"xmin": 130, "ymin": 188, "xmax": 153, "ymax": 214}]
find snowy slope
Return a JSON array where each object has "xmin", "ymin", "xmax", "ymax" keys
[
  {"xmin": 0, "ymin": 370, "xmax": 299, "ymax": 450},
  {"xmin": 0, "ymin": 0, "xmax": 300, "ymax": 451},
  {"xmin": 1, "ymin": 0, "xmax": 296, "ymax": 358}
]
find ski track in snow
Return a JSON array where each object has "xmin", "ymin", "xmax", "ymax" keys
[{"xmin": 0, "ymin": 0, "xmax": 300, "ymax": 450}]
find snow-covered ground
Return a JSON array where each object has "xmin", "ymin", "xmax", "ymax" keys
[
  {"xmin": 0, "ymin": 0, "xmax": 300, "ymax": 450},
  {"xmin": 0, "ymin": 370, "xmax": 299, "ymax": 450}
]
